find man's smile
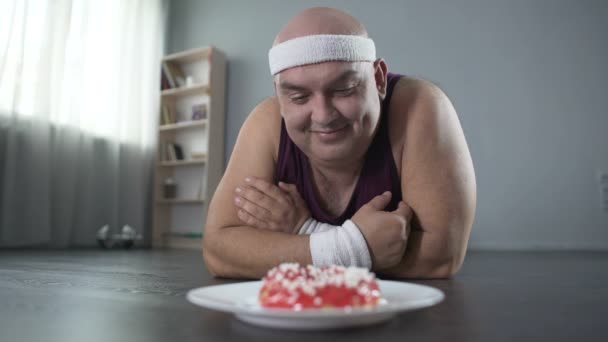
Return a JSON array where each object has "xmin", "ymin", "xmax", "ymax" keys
[{"xmin": 311, "ymin": 125, "xmax": 349, "ymax": 142}]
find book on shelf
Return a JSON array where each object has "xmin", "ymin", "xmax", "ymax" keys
[
  {"xmin": 161, "ymin": 61, "xmax": 187, "ymax": 88},
  {"xmin": 161, "ymin": 104, "xmax": 175, "ymax": 125},
  {"xmin": 161, "ymin": 70, "xmax": 170, "ymax": 90},
  {"xmin": 173, "ymin": 144, "xmax": 184, "ymax": 160},
  {"xmin": 165, "ymin": 143, "xmax": 177, "ymax": 161},
  {"xmin": 161, "ymin": 62, "xmax": 176, "ymax": 88},
  {"xmin": 170, "ymin": 63, "xmax": 187, "ymax": 87},
  {"xmin": 164, "ymin": 143, "xmax": 184, "ymax": 161}
]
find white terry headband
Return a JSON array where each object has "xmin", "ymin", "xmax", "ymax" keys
[{"xmin": 268, "ymin": 34, "xmax": 376, "ymax": 75}]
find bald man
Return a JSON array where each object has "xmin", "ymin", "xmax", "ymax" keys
[{"xmin": 203, "ymin": 7, "xmax": 476, "ymax": 279}]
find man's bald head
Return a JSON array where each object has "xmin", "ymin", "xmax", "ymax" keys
[
  {"xmin": 269, "ymin": 7, "xmax": 388, "ymax": 165},
  {"xmin": 273, "ymin": 7, "xmax": 368, "ymax": 46}
]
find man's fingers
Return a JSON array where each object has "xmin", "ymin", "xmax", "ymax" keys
[
  {"xmin": 234, "ymin": 195, "xmax": 272, "ymax": 221},
  {"xmin": 236, "ymin": 184, "xmax": 277, "ymax": 210},
  {"xmin": 237, "ymin": 209, "xmax": 268, "ymax": 229},
  {"xmin": 392, "ymin": 201, "xmax": 413, "ymax": 220},
  {"xmin": 278, "ymin": 181, "xmax": 293, "ymax": 192},
  {"xmin": 245, "ymin": 177, "xmax": 286, "ymax": 202},
  {"xmin": 279, "ymin": 182, "xmax": 304, "ymax": 204},
  {"xmin": 364, "ymin": 191, "xmax": 392, "ymax": 211}
]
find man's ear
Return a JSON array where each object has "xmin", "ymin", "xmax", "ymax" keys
[
  {"xmin": 373, "ymin": 58, "xmax": 388, "ymax": 100},
  {"xmin": 273, "ymin": 75, "xmax": 279, "ymax": 97}
]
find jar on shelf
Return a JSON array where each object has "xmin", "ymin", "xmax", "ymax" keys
[{"xmin": 163, "ymin": 177, "xmax": 177, "ymax": 199}]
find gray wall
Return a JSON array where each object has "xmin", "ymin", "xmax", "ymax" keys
[{"xmin": 168, "ymin": 0, "xmax": 608, "ymax": 250}]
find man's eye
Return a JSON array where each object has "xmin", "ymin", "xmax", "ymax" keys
[
  {"xmin": 290, "ymin": 95, "xmax": 309, "ymax": 104},
  {"xmin": 335, "ymin": 87, "xmax": 356, "ymax": 96}
]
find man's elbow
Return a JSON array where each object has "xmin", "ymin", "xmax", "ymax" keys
[
  {"xmin": 403, "ymin": 261, "xmax": 454, "ymax": 279},
  {"xmin": 202, "ymin": 248, "xmax": 221, "ymax": 277},
  {"xmin": 202, "ymin": 231, "xmax": 231, "ymax": 278},
  {"xmin": 202, "ymin": 238, "xmax": 220, "ymax": 277},
  {"xmin": 383, "ymin": 256, "xmax": 462, "ymax": 279},
  {"xmin": 431, "ymin": 257, "xmax": 463, "ymax": 279},
  {"xmin": 402, "ymin": 253, "xmax": 465, "ymax": 279},
  {"xmin": 426, "ymin": 225, "xmax": 471, "ymax": 278},
  {"xmin": 429, "ymin": 250, "xmax": 467, "ymax": 278}
]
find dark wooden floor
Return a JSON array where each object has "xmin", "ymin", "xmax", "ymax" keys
[{"xmin": 1, "ymin": 249, "xmax": 607, "ymax": 342}]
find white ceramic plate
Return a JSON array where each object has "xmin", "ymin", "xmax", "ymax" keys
[{"xmin": 187, "ymin": 280, "xmax": 444, "ymax": 330}]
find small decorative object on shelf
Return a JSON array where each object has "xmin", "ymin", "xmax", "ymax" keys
[
  {"xmin": 190, "ymin": 151, "xmax": 206, "ymax": 160},
  {"xmin": 153, "ymin": 46, "xmax": 226, "ymax": 250},
  {"xmin": 163, "ymin": 177, "xmax": 177, "ymax": 198},
  {"xmin": 185, "ymin": 76, "xmax": 195, "ymax": 86},
  {"xmin": 191, "ymin": 103, "xmax": 207, "ymax": 120}
]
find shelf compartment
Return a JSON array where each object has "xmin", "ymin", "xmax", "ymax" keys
[
  {"xmin": 163, "ymin": 47, "xmax": 212, "ymax": 64},
  {"xmin": 161, "ymin": 83, "xmax": 210, "ymax": 99},
  {"xmin": 159, "ymin": 119, "xmax": 207, "ymax": 132},
  {"xmin": 156, "ymin": 198, "xmax": 205, "ymax": 205},
  {"xmin": 159, "ymin": 158, "xmax": 207, "ymax": 167}
]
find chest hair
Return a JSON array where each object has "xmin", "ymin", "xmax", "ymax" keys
[{"xmin": 314, "ymin": 175, "xmax": 358, "ymax": 217}]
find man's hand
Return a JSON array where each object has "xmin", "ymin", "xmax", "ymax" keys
[
  {"xmin": 352, "ymin": 192, "xmax": 413, "ymax": 270},
  {"xmin": 233, "ymin": 177, "xmax": 311, "ymax": 234}
]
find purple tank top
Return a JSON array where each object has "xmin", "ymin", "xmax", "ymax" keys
[{"xmin": 276, "ymin": 73, "xmax": 403, "ymax": 225}]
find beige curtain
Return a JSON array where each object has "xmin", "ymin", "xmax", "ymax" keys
[{"xmin": 0, "ymin": 0, "xmax": 167, "ymax": 247}]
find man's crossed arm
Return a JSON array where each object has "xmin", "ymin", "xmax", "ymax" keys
[
  {"xmin": 233, "ymin": 178, "xmax": 412, "ymax": 271},
  {"xmin": 203, "ymin": 82, "xmax": 476, "ymax": 279}
]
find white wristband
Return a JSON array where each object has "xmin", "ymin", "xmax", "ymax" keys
[
  {"xmin": 307, "ymin": 219, "xmax": 372, "ymax": 269},
  {"xmin": 297, "ymin": 217, "xmax": 334, "ymax": 235}
]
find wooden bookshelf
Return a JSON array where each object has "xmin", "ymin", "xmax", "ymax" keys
[
  {"xmin": 159, "ymin": 158, "xmax": 206, "ymax": 167},
  {"xmin": 161, "ymin": 84, "xmax": 210, "ymax": 99},
  {"xmin": 163, "ymin": 46, "xmax": 211, "ymax": 63},
  {"xmin": 153, "ymin": 46, "xmax": 226, "ymax": 250},
  {"xmin": 156, "ymin": 198, "xmax": 205, "ymax": 205},
  {"xmin": 159, "ymin": 119, "xmax": 207, "ymax": 132}
]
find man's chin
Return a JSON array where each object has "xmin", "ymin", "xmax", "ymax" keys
[{"xmin": 309, "ymin": 145, "xmax": 355, "ymax": 164}]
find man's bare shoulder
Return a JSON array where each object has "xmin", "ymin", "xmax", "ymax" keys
[
  {"xmin": 387, "ymin": 76, "xmax": 454, "ymax": 168},
  {"xmin": 243, "ymin": 96, "xmax": 281, "ymax": 130},
  {"xmin": 397, "ymin": 77, "xmax": 460, "ymax": 145},
  {"xmin": 391, "ymin": 75, "xmax": 473, "ymax": 197},
  {"xmin": 389, "ymin": 76, "xmax": 453, "ymax": 128},
  {"xmin": 241, "ymin": 97, "xmax": 283, "ymax": 162}
]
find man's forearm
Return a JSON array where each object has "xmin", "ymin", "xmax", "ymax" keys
[
  {"xmin": 203, "ymin": 226, "xmax": 312, "ymax": 279},
  {"xmin": 377, "ymin": 230, "xmax": 465, "ymax": 279}
]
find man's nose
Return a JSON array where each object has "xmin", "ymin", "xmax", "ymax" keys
[{"xmin": 310, "ymin": 94, "xmax": 337, "ymax": 125}]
